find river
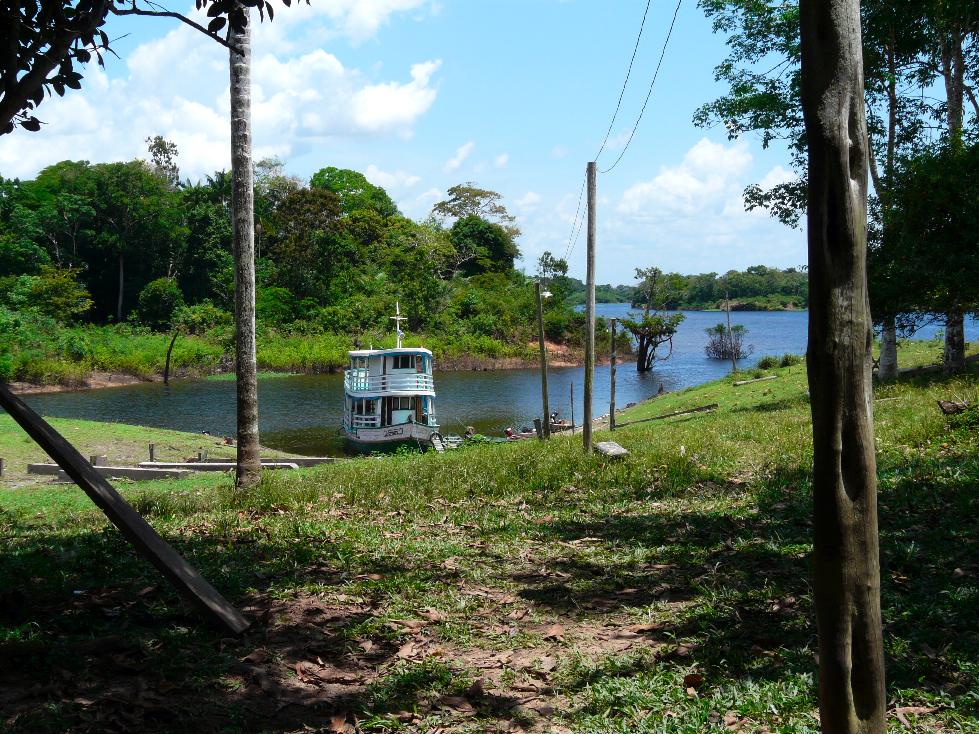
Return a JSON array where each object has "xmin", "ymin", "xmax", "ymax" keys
[{"xmin": 18, "ymin": 307, "xmax": 978, "ymax": 456}]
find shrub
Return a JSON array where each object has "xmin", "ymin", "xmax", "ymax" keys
[
  {"xmin": 138, "ymin": 277, "xmax": 185, "ymax": 330},
  {"xmin": 757, "ymin": 355, "xmax": 780, "ymax": 370},
  {"xmin": 780, "ymin": 353, "xmax": 803, "ymax": 367},
  {"xmin": 172, "ymin": 301, "xmax": 231, "ymax": 335}
]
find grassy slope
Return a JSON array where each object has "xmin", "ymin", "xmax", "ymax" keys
[{"xmin": 0, "ymin": 341, "xmax": 976, "ymax": 733}]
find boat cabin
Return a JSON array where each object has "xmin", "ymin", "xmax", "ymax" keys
[{"xmin": 343, "ymin": 347, "xmax": 437, "ymax": 432}]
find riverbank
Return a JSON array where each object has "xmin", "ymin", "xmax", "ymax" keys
[
  {"xmin": 5, "ymin": 339, "xmax": 618, "ymax": 395},
  {"xmin": 1, "ymin": 342, "xmax": 976, "ymax": 732}
]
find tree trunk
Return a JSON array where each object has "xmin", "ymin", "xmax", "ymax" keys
[
  {"xmin": 229, "ymin": 11, "xmax": 261, "ymax": 489},
  {"xmin": 799, "ymin": 1, "xmax": 886, "ymax": 732},
  {"xmin": 943, "ymin": 308, "xmax": 965, "ymax": 376},
  {"xmin": 164, "ymin": 331, "xmax": 178, "ymax": 386},
  {"xmin": 940, "ymin": 32, "xmax": 966, "ymax": 374},
  {"xmin": 116, "ymin": 252, "xmax": 124, "ymax": 322},
  {"xmin": 878, "ymin": 316, "xmax": 897, "ymax": 381}
]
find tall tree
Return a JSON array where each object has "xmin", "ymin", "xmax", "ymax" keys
[
  {"xmin": 229, "ymin": 7, "xmax": 260, "ymax": 489},
  {"xmin": 622, "ymin": 267, "xmax": 684, "ymax": 373},
  {"xmin": 309, "ymin": 167, "xmax": 398, "ymax": 218},
  {"xmin": 800, "ymin": 1, "xmax": 886, "ymax": 731}
]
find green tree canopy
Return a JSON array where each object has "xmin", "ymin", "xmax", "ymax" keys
[{"xmin": 309, "ymin": 167, "xmax": 398, "ymax": 218}]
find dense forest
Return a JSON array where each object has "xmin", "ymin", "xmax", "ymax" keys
[{"xmin": 0, "ymin": 141, "xmax": 596, "ymax": 383}]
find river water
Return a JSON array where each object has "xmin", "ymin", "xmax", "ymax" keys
[{"xmin": 18, "ymin": 307, "xmax": 978, "ymax": 456}]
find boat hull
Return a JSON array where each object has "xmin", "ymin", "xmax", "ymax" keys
[{"xmin": 343, "ymin": 422, "xmax": 439, "ymax": 452}]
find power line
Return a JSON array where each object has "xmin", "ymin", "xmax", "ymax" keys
[
  {"xmin": 563, "ymin": 175, "xmax": 586, "ymax": 261},
  {"xmin": 594, "ymin": 0, "xmax": 654, "ymax": 162},
  {"xmin": 600, "ymin": 0, "xmax": 683, "ymax": 174}
]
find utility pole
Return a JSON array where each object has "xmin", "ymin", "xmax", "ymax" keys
[
  {"xmin": 726, "ymin": 289, "xmax": 737, "ymax": 374},
  {"xmin": 609, "ymin": 317, "xmax": 617, "ymax": 431},
  {"xmin": 535, "ymin": 282, "xmax": 550, "ymax": 438},
  {"xmin": 570, "ymin": 382, "xmax": 575, "ymax": 434},
  {"xmin": 583, "ymin": 161, "xmax": 597, "ymax": 452}
]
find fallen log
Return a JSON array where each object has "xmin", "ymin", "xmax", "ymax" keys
[
  {"xmin": 733, "ymin": 375, "xmax": 777, "ymax": 387},
  {"xmin": 618, "ymin": 403, "xmax": 718, "ymax": 427}
]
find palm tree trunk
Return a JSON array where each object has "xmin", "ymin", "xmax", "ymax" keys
[
  {"xmin": 229, "ymin": 10, "xmax": 261, "ymax": 489},
  {"xmin": 799, "ymin": 0, "xmax": 886, "ymax": 731}
]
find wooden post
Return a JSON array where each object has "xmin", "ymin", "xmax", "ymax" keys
[
  {"xmin": 149, "ymin": 443, "xmax": 156, "ymax": 462},
  {"xmin": 726, "ymin": 290, "xmax": 737, "ymax": 374},
  {"xmin": 0, "ymin": 381, "xmax": 249, "ymax": 635},
  {"xmin": 583, "ymin": 161, "xmax": 597, "ymax": 453},
  {"xmin": 800, "ymin": 0, "xmax": 886, "ymax": 729},
  {"xmin": 0, "ymin": 458, "xmax": 4, "ymax": 478},
  {"xmin": 609, "ymin": 317, "xmax": 617, "ymax": 431},
  {"xmin": 533, "ymin": 418, "xmax": 543, "ymax": 440},
  {"xmin": 535, "ymin": 282, "xmax": 550, "ymax": 438},
  {"xmin": 570, "ymin": 382, "xmax": 575, "ymax": 433}
]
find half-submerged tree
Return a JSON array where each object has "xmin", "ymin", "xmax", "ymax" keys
[
  {"xmin": 704, "ymin": 323, "xmax": 753, "ymax": 361},
  {"xmin": 229, "ymin": 7, "xmax": 261, "ymax": 489},
  {"xmin": 622, "ymin": 267, "xmax": 684, "ymax": 373},
  {"xmin": 800, "ymin": 0, "xmax": 886, "ymax": 731}
]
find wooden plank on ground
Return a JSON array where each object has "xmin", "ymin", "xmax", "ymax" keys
[
  {"xmin": 733, "ymin": 375, "xmax": 777, "ymax": 386},
  {"xmin": 618, "ymin": 403, "xmax": 719, "ymax": 427},
  {"xmin": 0, "ymin": 381, "xmax": 250, "ymax": 635}
]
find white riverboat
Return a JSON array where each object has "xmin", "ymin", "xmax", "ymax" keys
[{"xmin": 342, "ymin": 304, "xmax": 440, "ymax": 452}]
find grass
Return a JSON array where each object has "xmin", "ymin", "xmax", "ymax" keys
[{"xmin": 0, "ymin": 340, "xmax": 976, "ymax": 732}]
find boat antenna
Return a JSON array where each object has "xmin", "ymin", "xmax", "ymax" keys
[{"xmin": 391, "ymin": 301, "xmax": 407, "ymax": 349}]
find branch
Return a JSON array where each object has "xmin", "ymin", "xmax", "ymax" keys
[
  {"xmin": 109, "ymin": 6, "xmax": 238, "ymax": 52},
  {"xmin": 964, "ymin": 83, "xmax": 979, "ymax": 119}
]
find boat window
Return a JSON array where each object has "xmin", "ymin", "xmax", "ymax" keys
[
  {"xmin": 392, "ymin": 355, "xmax": 415, "ymax": 370},
  {"xmin": 390, "ymin": 396, "xmax": 414, "ymax": 411},
  {"xmin": 354, "ymin": 399, "xmax": 376, "ymax": 415},
  {"xmin": 352, "ymin": 356, "xmax": 368, "ymax": 370}
]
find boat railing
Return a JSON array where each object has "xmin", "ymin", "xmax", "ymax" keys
[
  {"xmin": 349, "ymin": 414, "xmax": 380, "ymax": 428},
  {"xmin": 344, "ymin": 369, "xmax": 435, "ymax": 393}
]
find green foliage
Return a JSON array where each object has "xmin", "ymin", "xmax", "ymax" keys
[
  {"xmin": 450, "ymin": 215, "xmax": 519, "ymax": 276},
  {"xmin": 255, "ymin": 286, "xmax": 297, "ymax": 325},
  {"xmin": 137, "ymin": 277, "xmax": 184, "ymax": 330},
  {"xmin": 0, "ymin": 266, "xmax": 91, "ymax": 321},
  {"xmin": 172, "ymin": 301, "xmax": 232, "ymax": 335},
  {"xmin": 309, "ymin": 167, "xmax": 398, "ymax": 218}
]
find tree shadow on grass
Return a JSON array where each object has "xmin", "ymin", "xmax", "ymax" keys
[
  {"xmin": 0, "ymin": 523, "xmax": 534, "ymax": 733},
  {"xmin": 514, "ymin": 461, "xmax": 977, "ymax": 708}
]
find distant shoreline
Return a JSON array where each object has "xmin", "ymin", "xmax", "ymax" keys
[{"xmin": 7, "ymin": 350, "xmax": 635, "ymax": 396}]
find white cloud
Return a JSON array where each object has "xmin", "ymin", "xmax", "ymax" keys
[
  {"xmin": 618, "ymin": 138, "xmax": 752, "ymax": 217},
  {"xmin": 599, "ymin": 137, "xmax": 803, "ymax": 279},
  {"xmin": 399, "ymin": 186, "xmax": 442, "ymax": 219},
  {"xmin": 758, "ymin": 164, "xmax": 796, "ymax": 190},
  {"xmin": 0, "ymin": 3, "xmax": 440, "ymax": 181},
  {"xmin": 551, "ymin": 145, "xmax": 567, "ymax": 159},
  {"xmin": 515, "ymin": 191, "xmax": 541, "ymax": 211},
  {"xmin": 365, "ymin": 163, "xmax": 420, "ymax": 190},
  {"xmin": 494, "ymin": 153, "xmax": 509, "ymax": 168},
  {"xmin": 443, "ymin": 141, "xmax": 474, "ymax": 172}
]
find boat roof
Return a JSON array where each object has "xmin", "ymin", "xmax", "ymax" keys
[{"xmin": 348, "ymin": 347, "xmax": 433, "ymax": 357}]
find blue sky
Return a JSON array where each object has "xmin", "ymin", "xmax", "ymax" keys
[{"xmin": 0, "ymin": 0, "xmax": 804, "ymax": 284}]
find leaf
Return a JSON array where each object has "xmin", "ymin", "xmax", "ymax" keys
[
  {"xmin": 543, "ymin": 623, "xmax": 565, "ymax": 641},
  {"xmin": 241, "ymin": 648, "xmax": 269, "ymax": 664},
  {"xmin": 207, "ymin": 16, "xmax": 227, "ymax": 33}
]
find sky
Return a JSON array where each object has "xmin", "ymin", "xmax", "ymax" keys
[{"xmin": 0, "ymin": 0, "xmax": 805, "ymax": 284}]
